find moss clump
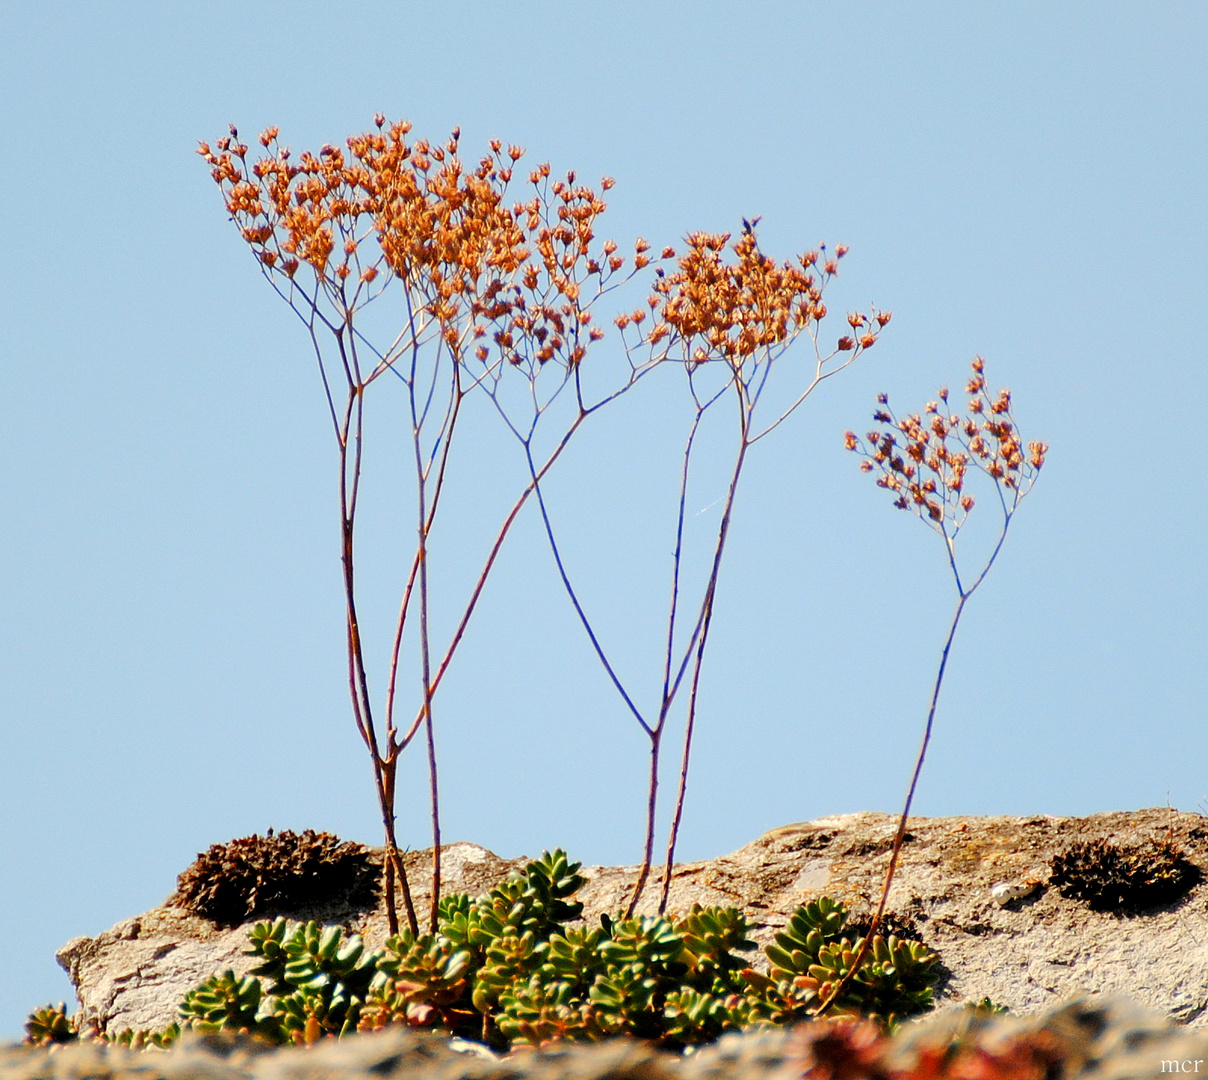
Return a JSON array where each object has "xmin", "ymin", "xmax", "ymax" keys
[
  {"xmin": 173, "ymin": 829, "xmax": 378, "ymax": 926},
  {"xmin": 1049, "ymin": 838, "xmax": 1200, "ymax": 913}
]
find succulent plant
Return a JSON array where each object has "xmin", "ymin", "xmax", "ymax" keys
[
  {"xmin": 1050, "ymin": 838, "xmax": 1201, "ymax": 913},
  {"xmin": 24, "ymin": 1003, "xmax": 182, "ymax": 1050},
  {"xmin": 106, "ymin": 1024, "xmax": 180, "ymax": 1049},
  {"xmin": 173, "ymin": 829, "xmax": 378, "ymax": 926},
  {"xmin": 582, "ymin": 911, "xmax": 758, "ymax": 1042},
  {"xmin": 245, "ymin": 915, "xmax": 293, "ymax": 992},
  {"xmin": 275, "ymin": 983, "xmax": 361, "ymax": 1042},
  {"xmin": 763, "ymin": 895, "xmax": 854, "ymax": 1014},
  {"xmin": 677, "ymin": 904, "xmax": 758, "ymax": 991},
  {"xmin": 435, "ymin": 892, "xmax": 475, "ymax": 950},
  {"xmin": 497, "ymin": 975, "xmax": 605, "ymax": 1045},
  {"xmin": 23, "ymin": 1002, "xmax": 78, "ymax": 1045},
  {"xmin": 544, "ymin": 925, "xmax": 607, "ymax": 988},
  {"xmin": 279, "ymin": 921, "xmax": 376, "ymax": 999},
  {"xmin": 488, "ymin": 904, "xmax": 763, "ymax": 1046},
  {"xmin": 468, "ymin": 850, "xmax": 586, "ymax": 949},
  {"xmin": 966, "ymin": 996, "xmax": 1011, "ymax": 1014},
  {"xmin": 663, "ymin": 986, "xmax": 767, "ymax": 1044},
  {"xmin": 154, "ymin": 851, "xmax": 940, "ymax": 1052},
  {"xmin": 473, "ymin": 929, "xmax": 550, "ymax": 1013},
  {"xmin": 757, "ymin": 897, "xmax": 939, "ymax": 1027},
  {"xmin": 803, "ymin": 933, "xmax": 939, "ymax": 1026},
  {"xmin": 179, "ymin": 970, "xmax": 272, "ymax": 1036},
  {"xmin": 765, "ymin": 896, "xmax": 848, "ymax": 976},
  {"xmin": 360, "ymin": 929, "xmax": 477, "ymax": 1034}
]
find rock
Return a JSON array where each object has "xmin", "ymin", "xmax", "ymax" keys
[
  {"xmin": 989, "ymin": 880, "xmax": 1041, "ymax": 906},
  {"xmin": 56, "ymin": 841, "xmax": 521, "ymax": 1037},
  {"xmin": 7, "ymin": 998, "xmax": 1208, "ymax": 1080},
  {"xmin": 57, "ymin": 810, "xmax": 1208, "ymax": 1035}
]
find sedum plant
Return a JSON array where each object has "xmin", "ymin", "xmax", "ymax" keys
[
  {"xmin": 100, "ymin": 851, "xmax": 936, "ymax": 1049},
  {"xmin": 179, "ymin": 971, "xmax": 267, "ymax": 1034},
  {"xmin": 23, "ymin": 1001, "xmax": 180, "ymax": 1050},
  {"xmin": 23, "ymin": 1003, "xmax": 78, "ymax": 1046}
]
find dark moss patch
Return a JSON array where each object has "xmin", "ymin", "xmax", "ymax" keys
[
  {"xmin": 173, "ymin": 829, "xmax": 378, "ymax": 926},
  {"xmin": 1049, "ymin": 838, "xmax": 1201, "ymax": 914}
]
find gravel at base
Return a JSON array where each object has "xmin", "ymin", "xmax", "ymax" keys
[{"xmin": 2, "ymin": 997, "xmax": 1204, "ymax": 1080}]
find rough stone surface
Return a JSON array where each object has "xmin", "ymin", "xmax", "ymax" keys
[
  {"xmin": 56, "ymin": 810, "xmax": 1208, "ymax": 1036},
  {"xmin": 7, "ymin": 998, "xmax": 1208, "ymax": 1080}
]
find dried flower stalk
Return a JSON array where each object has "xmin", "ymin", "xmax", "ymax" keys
[
  {"xmin": 529, "ymin": 224, "xmax": 888, "ymax": 913},
  {"xmin": 818, "ymin": 357, "xmax": 1046, "ymax": 1012},
  {"xmin": 199, "ymin": 119, "xmax": 656, "ymax": 933}
]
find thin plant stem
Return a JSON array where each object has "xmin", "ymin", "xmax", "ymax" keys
[
  {"xmin": 383, "ymin": 337, "xmax": 462, "ymax": 750},
  {"xmin": 415, "ymin": 496, "xmax": 440, "ymax": 928},
  {"xmin": 658, "ymin": 584, "xmax": 713, "ymax": 913},
  {"xmin": 336, "ymin": 375, "xmax": 419, "ymax": 935},
  {"xmin": 660, "ymin": 413, "xmax": 701, "ymax": 703},
  {"xmin": 654, "ymin": 405, "xmax": 750, "ymax": 913},
  {"xmin": 812, "ymin": 589, "xmax": 967, "ymax": 1015},
  {"xmin": 398, "ymin": 416, "xmax": 589, "ymax": 747},
  {"xmin": 391, "ymin": 850, "xmax": 417, "ymax": 935},
  {"xmin": 813, "ymin": 413, "xmax": 1036, "ymax": 1017},
  {"xmin": 627, "ymin": 378, "xmax": 749, "ymax": 914},
  {"xmin": 412, "ymin": 393, "xmax": 441, "ymax": 931},
  {"xmin": 526, "ymin": 438, "xmax": 651, "ymax": 735},
  {"xmin": 632, "ymin": 740, "xmax": 661, "ymax": 912},
  {"xmin": 383, "ymin": 550, "xmax": 422, "ymax": 748}
]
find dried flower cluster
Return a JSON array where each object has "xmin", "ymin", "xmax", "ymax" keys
[
  {"xmin": 617, "ymin": 231, "xmax": 889, "ymax": 374},
  {"xmin": 845, "ymin": 358, "xmax": 1046, "ymax": 534},
  {"xmin": 198, "ymin": 118, "xmax": 651, "ymax": 374},
  {"xmin": 200, "ymin": 121, "xmax": 886, "ymax": 378}
]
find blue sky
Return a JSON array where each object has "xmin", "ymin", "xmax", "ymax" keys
[{"xmin": 2, "ymin": 1, "xmax": 1205, "ymax": 1039}]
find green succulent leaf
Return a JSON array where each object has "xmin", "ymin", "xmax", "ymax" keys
[
  {"xmin": 24, "ymin": 1003, "xmax": 77, "ymax": 1046},
  {"xmin": 246, "ymin": 917, "xmax": 292, "ymax": 990},
  {"xmin": 179, "ymin": 970, "xmax": 267, "ymax": 1034},
  {"xmin": 497, "ymin": 974, "xmax": 602, "ymax": 1045}
]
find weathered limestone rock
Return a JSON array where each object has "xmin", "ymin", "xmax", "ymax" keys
[{"xmin": 57, "ymin": 810, "xmax": 1208, "ymax": 1036}]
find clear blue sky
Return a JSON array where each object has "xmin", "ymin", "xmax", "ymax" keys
[{"xmin": 2, "ymin": 1, "xmax": 1205, "ymax": 1040}]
